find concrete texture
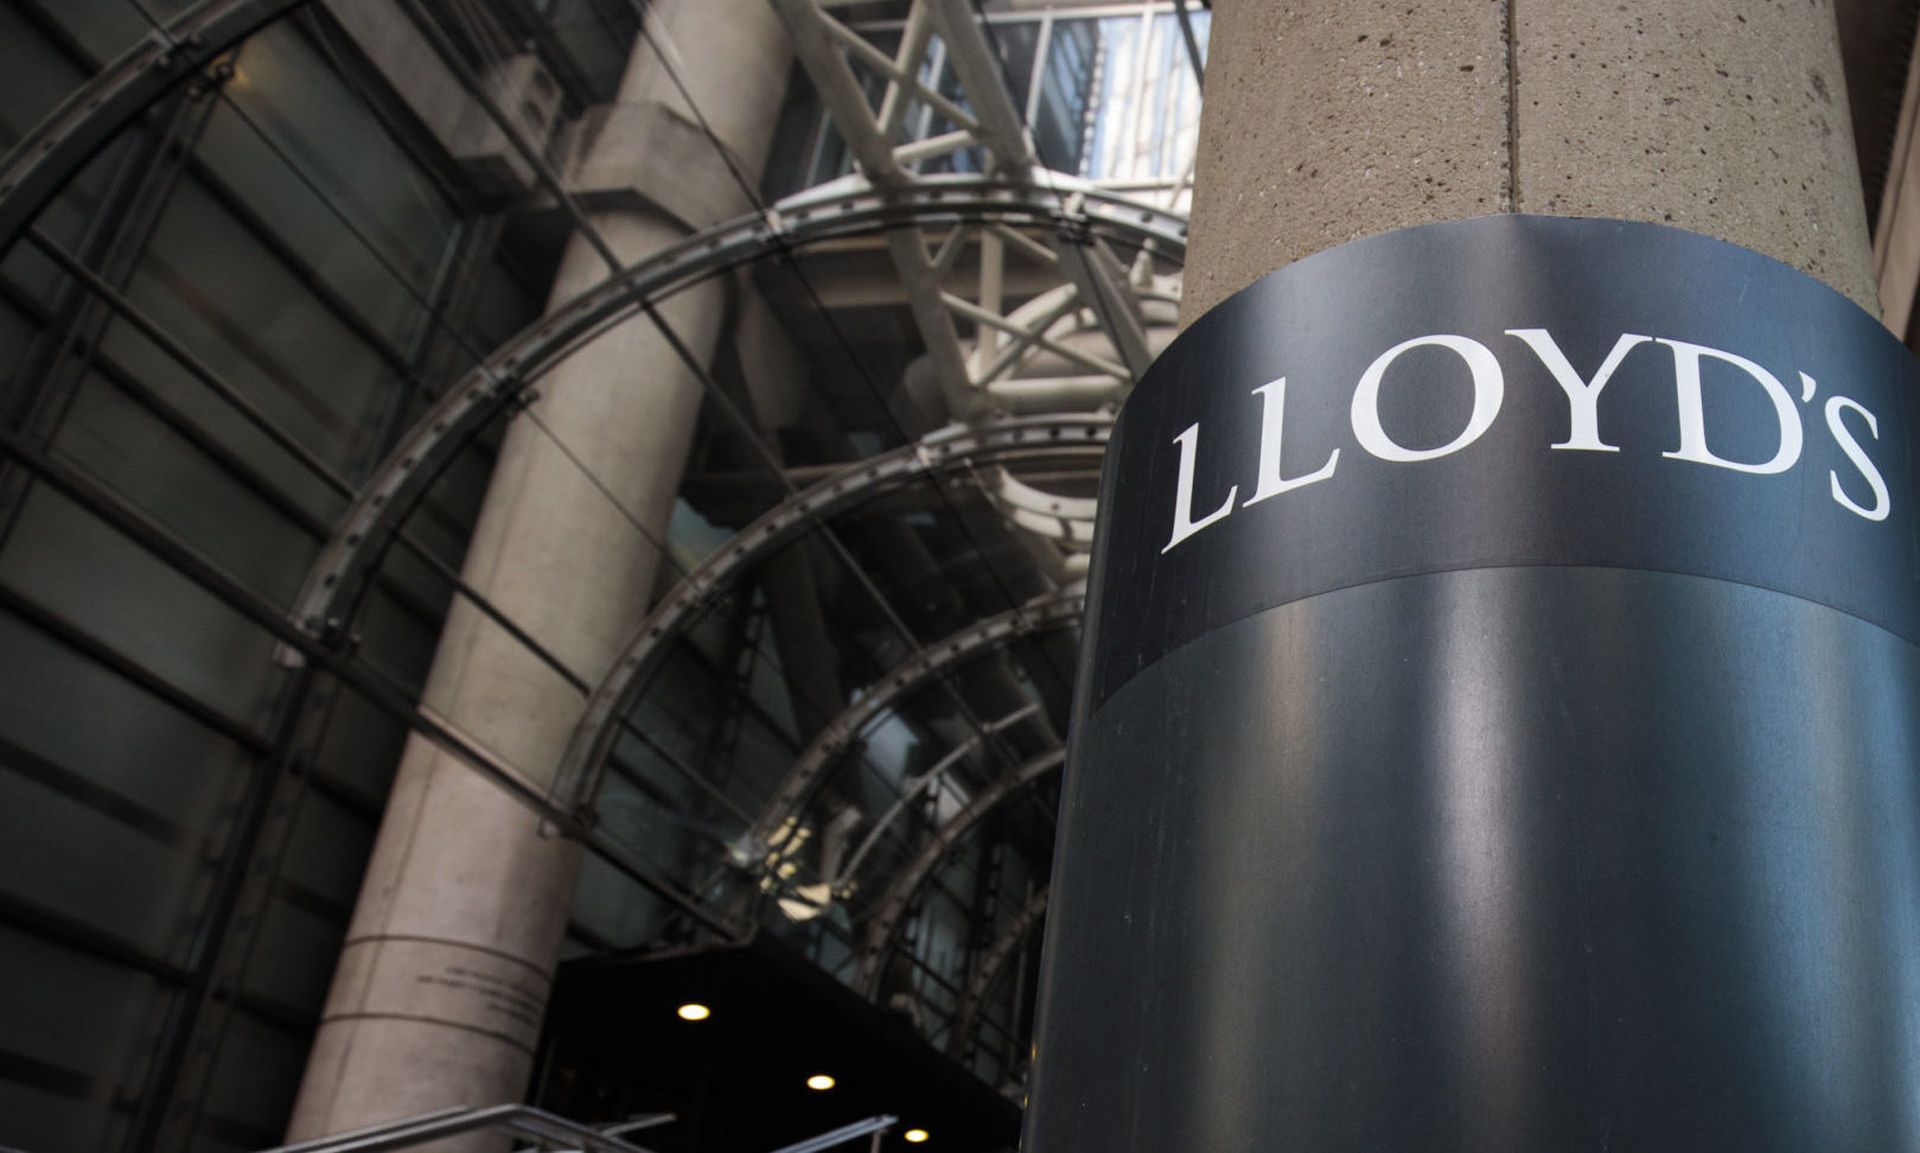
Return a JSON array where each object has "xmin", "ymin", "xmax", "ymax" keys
[
  {"xmin": 1182, "ymin": 0, "xmax": 1510, "ymax": 322},
  {"xmin": 1515, "ymin": 0, "xmax": 1875, "ymax": 309},
  {"xmin": 285, "ymin": 1, "xmax": 789, "ymax": 1144},
  {"xmin": 1184, "ymin": 0, "xmax": 1878, "ymax": 323}
]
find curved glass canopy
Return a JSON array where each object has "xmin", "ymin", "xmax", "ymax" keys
[{"xmin": 0, "ymin": 1, "xmax": 1206, "ymax": 1146}]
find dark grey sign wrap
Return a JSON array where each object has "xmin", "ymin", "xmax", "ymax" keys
[{"xmin": 1023, "ymin": 216, "xmax": 1920, "ymax": 1152}]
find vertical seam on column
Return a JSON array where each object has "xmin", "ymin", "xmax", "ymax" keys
[{"xmin": 1505, "ymin": 0, "xmax": 1520, "ymax": 210}]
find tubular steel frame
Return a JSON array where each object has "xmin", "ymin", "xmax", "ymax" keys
[
  {"xmin": 553, "ymin": 432, "xmax": 1100, "ymax": 818},
  {"xmin": 856, "ymin": 748, "xmax": 1065, "ymax": 996},
  {"xmin": 288, "ymin": 174, "xmax": 1181, "ymax": 651},
  {"xmin": 731, "ymin": 585, "xmax": 1083, "ymax": 877},
  {"xmin": 948, "ymin": 885, "xmax": 1049, "ymax": 1061},
  {"xmin": 0, "ymin": 0, "xmax": 1203, "ymax": 1125},
  {"xmin": 0, "ymin": 0, "xmax": 312, "ymax": 255}
]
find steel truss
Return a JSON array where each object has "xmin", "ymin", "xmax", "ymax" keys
[
  {"xmin": 771, "ymin": 0, "xmax": 1181, "ymax": 562},
  {"xmin": 856, "ymin": 749, "xmax": 1065, "ymax": 995},
  {"xmin": 949, "ymin": 885, "xmax": 1049, "ymax": 1061},
  {"xmin": 553, "ymin": 428, "xmax": 1100, "ymax": 814},
  {"xmin": 738, "ymin": 585, "xmax": 1083, "ymax": 882},
  {"xmin": 0, "ymin": 0, "xmax": 1201, "ymax": 1100},
  {"xmin": 0, "ymin": 0, "xmax": 311, "ymax": 256},
  {"xmin": 288, "ymin": 174, "xmax": 1180, "ymax": 648}
]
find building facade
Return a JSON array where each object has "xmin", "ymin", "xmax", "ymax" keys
[{"xmin": 0, "ymin": 1, "xmax": 1916, "ymax": 1151}]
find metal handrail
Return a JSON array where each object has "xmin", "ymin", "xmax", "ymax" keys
[
  {"xmin": 256, "ymin": 1105, "xmax": 663, "ymax": 1153},
  {"xmin": 255, "ymin": 1105, "xmax": 899, "ymax": 1153},
  {"xmin": 765, "ymin": 1115, "xmax": 898, "ymax": 1153}
]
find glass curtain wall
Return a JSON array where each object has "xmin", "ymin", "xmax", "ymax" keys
[
  {"xmin": 769, "ymin": 1, "xmax": 1209, "ymax": 205},
  {"xmin": 0, "ymin": 0, "xmax": 1200, "ymax": 1146},
  {"xmin": 0, "ymin": 3, "xmax": 578, "ymax": 1149}
]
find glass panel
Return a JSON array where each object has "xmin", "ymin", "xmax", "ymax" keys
[
  {"xmin": 42, "ymin": 0, "xmax": 196, "ymax": 65},
  {"xmin": 278, "ymin": 790, "xmax": 375, "ymax": 906},
  {"xmin": 0, "ymin": 607, "xmax": 252, "ymax": 835},
  {"xmin": 241, "ymin": 891, "xmax": 347, "ymax": 1011},
  {"xmin": 307, "ymin": 686, "xmax": 407, "ymax": 801},
  {"xmin": 124, "ymin": 175, "xmax": 405, "ymax": 483},
  {"xmin": 541, "ymin": 0, "xmax": 637, "ymax": 102},
  {"xmin": 1033, "ymin": 18, "xmax": 1100, "ymax": 174},
  {"xmin": 55, "ymin": 371, "xmax": 321, "ymax": 608},
  {"xmin": 570, "ymin": 851, "xmax": 668, "ymax": 949},
  {"xmin": 1085, "ymin": 13, "xmax": 1205, "ymax": 183},
  {"xmin": 0, "ymin": 924, "xmax": 174, "ymax": 1151},
  {"xmin": 0, "ymin": 764, "xmax": 216, "ymax": 964},
  {"xmin": 199, "ymin": 24, "xmax": 460, "ymax": 346},
  {"xmin": 198, "ymin": 1009, "xmax": 309, "ymax": 1148},
  {"xmin": 0, "ymin": 485, "xmax": 283, "ymax": 730},
  {"xmin": 0, "ymin": 4, "xmax": 89, "ymax": 148}
]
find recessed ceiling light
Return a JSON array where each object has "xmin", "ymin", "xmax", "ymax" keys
[
  {"xmin": 675, "ymin": 1003, "xmax": 711, "ymax": 1021},
  {"xmin": 904, "ymin": 1129, "xmax": 929, "ymax": 1144},
  {"xmin": 806, "ymin": 1074, "xmax": 836, "ymax": 1091}
]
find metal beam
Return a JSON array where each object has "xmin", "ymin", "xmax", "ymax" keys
[
  {"xmin": 256, "ymin": 1104, "xmax": 664, "ymax": 1153},
  {"xmin": 288, "ymin": 174, "xmax": 1181, "ymax": 656},
  {"xmin": 739, "ymin": 586, "xmax": 1081, "ymax": 874},
  {"xmin": 948, "ymin": 885, "xmax": 1048, "ymax": 1059},
  {"xmin": 1052, "ymin": 232, "xmax": 1155, "ymax": 376},
  {"xmin": 922, "ymin": 0, "xmax": 1034, "ymax": 170},
  {"xmin": 551, "ymin": 426, "xmax": 1101, "ymax": 813},
  {"xmin": 832, "ymin": 702, "xmax": 1041, "ymax": 895},
  {"xmin": 0, "ymin": 0, "xmax": 312, "ymax": 256},
  {"xmin": 856, "ymin": 749, "xmax": 1065, "ymax": 995}
]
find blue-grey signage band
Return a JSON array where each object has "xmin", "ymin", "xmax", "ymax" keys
[
  {"xmin": 1023, "ymin": 216, "xmax": 1920, "ymax": 1153},
  {"xmin": 1087, "ymin": 215, "xmax": 1917, "ymax": 706}
]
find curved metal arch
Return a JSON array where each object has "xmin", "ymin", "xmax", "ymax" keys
[
  {"xmin": 0, "ymin": 0, "xmax": 310, "ymax": 254},
  {"xmin": 856, "ymin": 748, "xmax": 1065, "ymax": 995},
  {"xmin": 290, "ymin": 173, "xmax": 1185, "ymax": 644},
  {"xmin": 734, "ymin": 583, "xmax": 1084, "ymax": 866},
  {"xmin": 553, "ymin": 427, "xmax": 1098, "ymax": 810},
  {"xmin": 948, "ymin": 885, "xmax": 1049, "ymax": 1059},
  {"xmin": 830, "ymin": 702, "xmax": 1040, "ymax": 896}
]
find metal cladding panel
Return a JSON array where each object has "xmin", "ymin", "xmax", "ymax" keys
[{"xmin": 1023, "ymin": 217, "xmax": 1920, "ymax": 1151}]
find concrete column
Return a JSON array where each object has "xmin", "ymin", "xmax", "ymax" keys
[
  {"xmin": 1182, "ymin": 0, "xmax": 1876, "ymax": 322},
  {"xmin": 1024, "ymin": 4, "xmax": 1913, "ymax": 1152},
  {"xmin": 287, "ymin": 1, "xmax": 789, "ymax": 1140}
]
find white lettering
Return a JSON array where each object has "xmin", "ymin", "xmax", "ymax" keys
[
  {"xmin": 1506, "ymin": 329, "xmax": 1651, "ymax": 452},
  {"xmin": 1824, "ymin": 395, "xmax": 1890, "ymax": 521},
  {"xmin": 1162, "ymin": 422, "xmax": 1238, "ymax": 553},
  {"xmin": 1658, "ymin": 338, "xmax": 1802, "ymax": 474},
  {"xmin": 1351, "ymin": 334, "xmax": 1505, "ymax": 462},
  {"xmin": 1243, "ymin": 378, "xmax": 1340, "ymax": 507}
]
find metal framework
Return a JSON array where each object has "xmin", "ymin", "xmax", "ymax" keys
[
  {"xmin": 771, "ymin": 0, "xmax": 1178, "ymax": 560},
  {"xmin": 553, "ymin": 433, "xmax": 1099, "ymax": 813},
  {"xmin": 856, "ymin": 748, "xmax": 1066, "ymax": 995},
  {"xmin": 255, "ymin": 1104, "xmax": 897, "ymax": 1153},
  {"xmin": 0, "ymin": 0, "xmax": 1207, "ymax": 1125},
  {"xmin": 948, "ymin": 885, "xmax": 1049, "ymax": 1060},
  {"xmin": 288, "ymin": 174, "xmax": 1181, "ymax": 646},
  {"xmin": 258, "ymin": 1105, "xmax": 672, "ymax": 1153},
  {"xmin": 739, "ymin": 586, "xmax": 1083, "ymax": 881},
  {"xmin": 0, "ymin": 0, "xmax": 310, "ymax": 255}
]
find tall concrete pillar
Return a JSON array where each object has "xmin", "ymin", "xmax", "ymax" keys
[
  {"xmin": 287, "ymin": 1, "xmax": 789, "ymax": 1140},
  {"xmin": 1026, "ymin": 3, "xmax": 1920, "ymax": 1151},
  {"xmin": 1180, "ymin": 0, "xmax": 1876, "ymax": 320}
]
